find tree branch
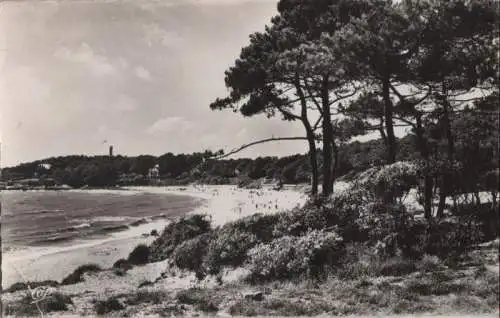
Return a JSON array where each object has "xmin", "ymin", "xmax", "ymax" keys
[{"xmin": 213, "ymin": 137, "xmax": 309, "ymax": 160}]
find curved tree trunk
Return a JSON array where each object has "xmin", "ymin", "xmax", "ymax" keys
[
  {"xmin": 305, "ymin": 125, "xmax": 319, "ymax": 196},
  {"xmin": 382, "ymin": 76, "xmax": 397, "ymax": 205},
  {"xmin": 382, "ymin": 77, "xmax": 397, "ymax": 164},
  {"xmin": 295, "ymin": 79, "xmax": 319, "ymax": 196}
]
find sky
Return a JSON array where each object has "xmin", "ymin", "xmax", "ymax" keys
[{"xmin": 0, "ymin": 0, "xmax": 320, "ymax": 167}]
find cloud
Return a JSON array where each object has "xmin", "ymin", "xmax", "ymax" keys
[
  {"xmin": 110, "ymin": 95, "xmax": 138, "ymax": 112},
  {"xmin": 146, "ymin": 116, "xmax": 195, "ymax": 135},
  {"xmin": 54, "ymin": 42, "xmax": 116, "ymax": 76},
  {"xmin": 142, "ymin": 23, "xmax": 183, "ymax": 48},
  {"xmin": 134, "ymin": 65, "xmax": 152, "ymax": 81}
]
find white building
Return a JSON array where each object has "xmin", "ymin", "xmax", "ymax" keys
[{"xmin": 148, "ymin": 164, "xmax": 160, "ymax": 180}]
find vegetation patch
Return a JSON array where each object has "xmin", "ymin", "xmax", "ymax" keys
[
  {"xmin": 124, "ymin": 290, "xmax": 171, "ymax": 306},
  {"xmin": 128, "ymin": 244, "xmax": 150, "ymax": 265},
  {"xmin": 61, "ymin": 264, "xmax": 102, "ymax": 285},
  {"xmin": 247, "ymin": 230, "xmax": 344, "ymax": 282},
  {"xmin": 4, "ymin": 280, "xmax": 59, "ymax": 293},
  {"xmin": 4, "ymin": 292, "xmax": 73, "ymax": 316},
  {"xmin": 172, "ymin": 232, "xmax": 212, "ymax": 273},
  {"xmin": 204, "ymin": 225, "xmax": 259, "ymax": 274},
  {"xmin": 149, "ymin": 214, "xmax": 212, "ymax": 262},
  {"xmin": 94, "ymin": 297, "xmax": 124, "ymax": 315},
  {"xmin": 229, "ymin": 298, "xmax": 332, "ymax": 316},
  {"xmin": 112, "ymin": 258, "xmax": 132, "ymax": 270},
  {"xmin": 176, "ymin": 288, "xmax": 219, "ymax": 313}
]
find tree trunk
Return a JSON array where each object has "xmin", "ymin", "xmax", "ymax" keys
[
  {"xmin": 295, "ymin": 79, "xmax": 319, "ymax": 196},
  {"xmin": 379, "ymin": 117, "xmax": 388, "ymax": 146},
  {"xmin": 415, "ymin": 114, "xmax": 433, "ymax": 220},
  {"xmin": 474, "ymin": 192, "xmax": 481, "ymax": 205},
  {"xmin": 331, "ymin": 140, "xmax": 339, "ymax": 185},
  {"xmin": 382, "ymin": 77, "xmax": 397, "ymax": 164},
  {"xmin": 491, "ymin": 191, "xmax": 497, "ymax": 211},
  {"xmin": 436, "ymin": 86, "xmax": 454, "ymax": 219},
  {"xmin": 437, "ymin": 182, "xmax": 446, "ymax": 219},
  {"xmin": 321, "ymin": 76, "xmax": 334, "ymax": 197},
  {"xmin": 304, "ymin": 122, "xmax": 319, "ymax": 196}
]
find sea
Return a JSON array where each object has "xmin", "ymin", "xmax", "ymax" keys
[{"xmin": 0, "ymin": 189, "xmax": 203, "ymax": 252}]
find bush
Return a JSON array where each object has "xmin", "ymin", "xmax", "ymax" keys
[
  {"xmin": 229, "ymin": 213, "xmax": 280, "ymax": 242},
  {"xmin": 5, "ymin": 292, "xmax": 72, "ymax": 316},
  {"xmin": 61, "ymin": 264, "xmax": 101, "ymax": 285},
  {"xmin": 128, "ymin": 244, "xmax": 150, "ymax": 265},
  {"xmin": 273, "ymin": 206, "xmax": 328, "ymax": 237},
  {"xmin": 149, "ymin": 214, "xmax": 212, "ymax": 262},
  {"xmin": 112, "ymin": 258, "xmax": 132, "ymax": 270},
  {"xmin": 377, "ymin": 257, "xmax": 417, "ymax": 276},
  {"xmin": 94, "ymin": 297, "xmax": 124, "ymax": 315},
  {"xmin": 416, "ymin": 254, "xmax": 443, "ymax": 272},
  {"xmin": 137, "ymin": 280, "xmax": 154, "ymax": 288},
  {"xmin": 353, "ymin": 161, "xmax": 418, "ymax": 201},
  {"xmin": 172, "ymin": 232, "xmax": 212, "ymax": 273},
  {"xmin": 125, "ymin": 290, "xmax": 170, "ymax": 306},
  {"xmin": 43, "ymin": 292, "xmax": 73, "ymax": 312},
  {"xmin": 204, "ymin": 226, "xmax": 258, "ymax": 274},
  {"xmin": 247, "ymin": 230, "xmax": 344, "ymax": 281},
  {"xmin": 401, "ymin": 218, "xmax": 485, "ymax": 258},
  {"xmin": 5, "ymin": 280, "xmax": 59, "ymax": 293},
  {"xmin": 176, "ymin": 288, "xmax": 219, "ymax": 313},
  {"xmin": 451, "ymin": 203, "xmax": 498, "ymax": 241}
]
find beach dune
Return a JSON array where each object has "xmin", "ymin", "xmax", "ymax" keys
[{"xmin": 2, "ymin": 185, "xmax": 307, "ymax": 288}]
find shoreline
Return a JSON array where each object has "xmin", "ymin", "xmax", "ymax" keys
[{"xmin": 1, "ymin": 184, "xmax": 307, "ymax": 288}]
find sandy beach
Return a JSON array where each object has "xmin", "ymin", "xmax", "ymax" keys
[{"xmin": 2, "ymin": 185, "xmax": 307, "ymax": 289}]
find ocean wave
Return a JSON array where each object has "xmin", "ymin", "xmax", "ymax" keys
[
  {"xmin": 92, "ymin": 216, "xmax": 134, "ymax": 223},
  {"xmin": 98, "ymin": 224, "xmax": 130, "ymax": 234},
  {"xmin": 71, "ymin": 223, "xmax": 91, "ymax": 230},
  {"xmin": 16, "ymin": 209, "xmax": 64, "ymax": 216},
  {"xmin": 33, "ymin": 235, "xmax": 74, "ymax": 245},
  {"xmin": 129, "ymin": 218, "xmax": 150, "ymax": 227}
]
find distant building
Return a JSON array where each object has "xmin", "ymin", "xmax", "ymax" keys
[
  {"xmin": 34, "ymin": 163, "xmax": 52, "ymax": 177},
  {"xmin": 148, "ymin": 164, "xmax": 160, "ymax": 181},
  {"xmin": 109, "ymin": 145, "xmax": 114, "ymax": 157}
]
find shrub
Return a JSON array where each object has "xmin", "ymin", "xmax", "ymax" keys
[
  {"xmin": 416, "ymin": 254, "xmax": 443, "ymax": 272},
  {"xmin": 204, "ymin": 227, "xmax": 258, "ymax": 274},
  {"xmin": 128, "ymin": 244, "xmax": 150, "ymax": 265},
  {"xmin": 353, "ymin": 161, "xmax": 418, "ymax": 201},
  {"xmin": 172, "ymin": 232, "xmax": 212, "ymax": 273},
  {"xmin": 125, "ymin": 290, "xmax": 170, "ymax": 306},
  {"xmin": 61, "ymin": 264, "xmax": 101, "ymax": 285},
  {"xmin": 5, "ymin": 280, "xmax": 59, "ymax": 293},
  {"xmin": 229, "ymin": 298, "xmax": 326, "ymax": 316},
  {"xmin": 418, "ymin": 218, "xmax": 484, "ymax": 258},
  {"xmin": 94, "ymin": 297, "xmax": 124, "ymax": 315},
  {"xmin": 176, "ymin": 288, "xmax": 219, "ymax": 313},
  {"xmin": 377, "ymin": 257, "xmax": 417, "ymax": 276},
  {"xmin": 138, "ymin": 280, "xmax": 154, "ymax": 288},
  {"xmin": 247, "ymin": 230, "xmax": 344, "ymax": 281},
  {"xmin": 149, "ymin": 214, "xmax": 212, "ymax": 262},
  {"xmin": 451, "ymin": 203, "xmax": 499, "ymax": 241},
  {"xmin": 112, "ymin": 258, "xmax": 132, "ymax": 270},
  {"xmin": 272, "ymin": 206, "xmax": 328, "ymax": 237},
  {"xmin": 43, "ymin": 292, "xmax": 73, "ymax": 312},
  {"xmin": 5, "ymin": 292, "xmax": 72, "ymax": 316},
  {"xmin": 229, "ymin": 213, "xmax": 280, "ymax": 242}
]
